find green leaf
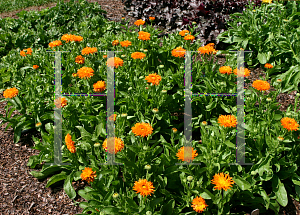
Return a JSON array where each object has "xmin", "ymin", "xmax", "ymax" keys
[
  {"xmin": 76, "ymin": 126, "xmax": 92, "ymax": 139},
  {"xmin": 102, "ymin": 206, "xmax": 120, "ymax": 214},
  {"xmin": 46, "ymin": 171, "xmax": 68, "ymax": 188},
  {"xmin": 125, "ymin": 196, "xmax": 139, "ymax": 210},
  {"xmin": 30, "ymin": 165, "xmax": 67, "ymax": 179},
  {"xmin": 64, "ymin": 172, "xmax": 76, "ymax": 199},
  {"xmin": 275, "ymin": 181, "xmax": 288, "ymax": 207},
  {"xmin": 150, "ymin": 197, "xmax": 164, "ymax": 209},
  {"xmin": 27, "ymin": 155, "xmax": 40, "ymax": 168},
  {"xmin": 160, "ymin": 199, "xmax": 175, "ymax": 215},
  {"xmin": 202, "ymin": 188, "xmax": 215, "ymax": 200},
  {"xmin": 295, "ymin": 185, "xmax": 300, "ymax": 199},
  {"xmin": 224, "ymin": 140, "xmax": 235, "ymax": 149},
  {"xmin": 233, "ymin": 175, "xmax": 251, "ymax": 191}
]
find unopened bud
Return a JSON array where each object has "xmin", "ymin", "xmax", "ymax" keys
[
  {"xmin": 187, "ymin": 176, "xmax": 193, "ymax": 181},
  {"xmin": 121, "ymin": 113, "xmax": 127, "ymax": 118},
  {"xmin": 143, "ymin": 146, "xmax": 149, "ymax": 150},
  {"xmin": 277, "ymin": 136, "xmax": 284, "ymax": 141},
  {"xmin": 152, "ymin": 108, "xmax": 159, "ymax": 114},
  {"xmin": 146, "ymin": 212, "xmax": 152, "ymax": 215},
  {"xmin": 161, "ymin": 90, "xmax": 167, "ymax": 94},
  {"xmin": 159, "ymin": 65, "xmax": 164, "ymax": 68},
  {"xmin": 266, "ymin": 98, "xmax": 272, "ymax": 102},
  {"xmin": 112, "ymin": 193, "xmax": 119, "ymax": 198},
  {"xmin": 94, "ymin": 143, "xmax": 101, "ymax": 147},
  {"xmin": 144, "ymin": 164, "xmax": 151, "ymax": 170},
  {"xmin": 172, "ymin": 128, "xmax": 177, "ymax": 133}
]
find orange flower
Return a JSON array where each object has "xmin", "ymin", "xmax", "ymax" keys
[
  {"xmin": 131, "ymin": 52, "xmax": 146, "ymax": 60},
  {"xmin": 145, "ymin": 73, "xmax": 162, "ymax": 86},
  {"xmin": 102, "ymin": 137, "xmax": 124, "ymax": 154},
  {"xmin": 280, "ymin": 117, "xmax": 299, "ymax": 131},
  {"xmin": 138, "ymin": 31, "xmax": 151, "ymax": 41},
  {"xmin": 74, "ymin": 35, "xmax": 83, "ymax": 42},
  {"xmin": 81, "ymin": 47, "xmax": 97, "ymax": 55},
  {"xmin": 81, "ymin": 167, "xmax": 96, "ymax": 183},
  {"xmin": 131, "ymin": 122, "xmax": 153, "ymax": 138},
  {"xmin": 103, "ymin": 55, "xmax": 107, "ymax": 58},
  {"xmin": 20, "ymin": 50, "xmax": 26, "ymax": 57},
  {"xmin": 172, "ymin": 47, "xmax": 186, "ymax": 58},
  {"xmin": 149, "ymin": 16, "xmax": 155, "ymax": 21},
  {"xmin": 3, "ymin": 87, "xmax": 19, "ymax": 99},
  {"xmin": 93, "ymin": 80, "xmax": 106, "ymax": 92},
  {"xmin": 133, "ymin": 179, "xmax": 155, "ymax": 197},
  {"xmin": 61, "ymin": 34, "xmax": 83, "ymax": 43},
  {"xmin": 55, "ymin": 97, "xmax": 68, "ymax": 108},
  {"xmin": 198, "ymin": 44, "xmax": 216, "ymax": 55},
  {"xmin": 211, "ymin": 172, "xmax": 235, "ymax": 191},
  {"xmin": 120, "ymin": 40, "xmax": 132, "ymax": 47},
  {"xmin": 218, "ymin": 115, "xmax": 237, "ymax": 128},
  {"xmin": 134, "ymin": 19, "xmax": 145, "ymax": 26},
  {"xmin": 172, "ymin": 128, "xmax": 178, "ymax": 133},
  {"xmin": 106, "ymin": 57, "xmax": 124, "ymax": 68},
  {"xmin": 264, "ymin": 63, "xmax": 273, "ymax": 69},
  {"xmin": 72, "ymin": 73, "xmax": 77, "ymax": 77},
  {"xmin": 112, "ymin": 40, "xmax": 119, "ymax": 46},
  {"xmin": 179, "ymin": 30, "xmax": 189, "ymax": 36},
  {"xmin": 219, "ymin": 66, "xmax": 232, "ymax": 75},
  {"xmin": 191, "ymin": 196, "xmax": 208, "ymax": 213},
  {"xmin": 33, "ymin": 65, "xmax": 39, "ymax": 69},
  {"xmin": 184, "ymin": 34, "xmax": 195, "ymax": 41},
  {"xmin": 77, "ymin": 67, "xmax": 94, "ymax": 79},
  {"xmin": 26, "ymin": 48, "xmax": 32, "ymax": 55},
  {"xmin": 233, "ymin": 68, "xmax": 251, "ymax": 77},
  {"xmin": 176, "ymin": 146, "xmax": 198, "ymax": 162},
  {"xmin": 252, "ymin": 80, "xmax": 270, "ymax": 91},
  {"xmin": 108, "ymin": 114, "xmax": 117, "ymax": 121},
  {"xmin": 49, "ymin": 40, "xmax": 63, "ymax": 48},
  {"xmin": 65, "ymin": 133, "xmax": 76, "ymax": 153},
  {"xmin": 75, "ymin": 55, "xmax": 85, "ymax": 64}
]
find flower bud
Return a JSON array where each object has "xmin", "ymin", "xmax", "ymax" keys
[
  {"xmin": 180, "ymin": 66, "xmax": 184, "ymax": 69},
  {"xmin": 161, "ymin": 90, "xmax": 167, "ymax": 94},
  {"xmin": 146, "ymin": 212, "xmax": 152, "ymax": 215},
  {"xmin": 152, "ymin": 108, "xmax": 159, "ymax": 114},
  {"xmin": 266, "ymin": 97, "xmax": 272, "ymax": 102},
  {"xmin": 296, "ymin": 93, "xmax": 300, "ymax": 97},
  {"xmin": 143, "ymin": 146, "xmax": 149, "ymax": 150},
  {"xmin": 144, "ymin": 164, "xmax": 151, "ymax": 170},
  {"xmin": 128, "ymin": 87, "xmax": 132, "ymax": 90},
  {"xmin": 144, "ymin": 49, "xmax": 148, "ymax": 52},
  {"xmin": 121, "ymin": 54, "xmax": 126, "ymax": 57},
  {"xmin": 201, "ymin": 121, "xmax": 207, "ymax": 126},
  {"xmin": 277, "ymin": 136, "xmax": 284, "ymax": 141},
  {"xmin": 286, "ymin": 112, "xmax": 292, "ymax": 116},
  {"xmin": 276, "ymin": 79, "xmax": 282, "ymax": 83},
  {"xmin": 121, "ymin": 113, "xmax": 127, "ymax": 118},
  {"xmin": 253, "ymin": 128, "xmax": 257, "ymax": 133},
  {"xmin": 172, "ymin": 128, "xmax": 177, "ymax": 133},
  {"xmin": 94, "ymin": 143, "xmax": 101, "ymax": 147},
  {"xmin": 36, "ymin": 122, "xmax": 42, "ymax": 127},
  {"xmin": 192, "ymin": 21, "xmax": 197, "ymax": 25},
  {"xmin": 140, "ymin": 48, "xmax": 144, "ymax": 52},
  {"xmin": 183, "ymin": 179, "xmax": 187, "ymax": 183},
  {"xmin": 187, "ymin": 176, "xmax": 193, "ymax": 181},
  {"xmin": 253, "ymin": 10, "xmax": 256, "ymax": 12},
  {"xmin": 212, "ymin": 150, "xmax": 217, "ymax": 154},
  {"xmin": 159, "ymin": 65, "xmax": 164, "ymax": 68}
]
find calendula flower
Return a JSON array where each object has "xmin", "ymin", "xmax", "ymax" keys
[
  {"xmin": 191, "ymin": 196, "xmax": 208, "ymax": 213},
  {"xmin": 172, "ymin": 47, "xmax": 186, "ymax": 58},
  {"xmin": 198, "ymin": 44, "xmax": 216, "ymax": 55},
  {"xmin": 109, "ymin": 114, "xmax": 117, "ymax": 121},
  {"xmin": 81, "ymin": 167, "xmax": 96, "ymax": 183},
  {"xmin": 102, "ymin": 137, "xmax": 124, "ymax": 154},
  {"xmin": 218, "ymin": 115, "xmax": 237, "ymax": 128},
  {"xmin": 172, "ymin": 128, "xmax": 177, "ymax": 133},
  {"xmin": 120, "ymin": 40, "xmax": 132, "ymax": 47},
  {"xmin": 219, "ymin": 66, "xmax": 232, "ymax": 75},
  {"xmin": 33, "ymin": 65, "xmax": 39, "ymax": 69},
  {"xmin": 55, "ymin": 97, "xmax": 68, "ymax": 108},
  {"xmin": 264, "ymin": 63, "xmax": 273, "ymax": 69},
  {"xmin": 77, "ymin": 67, "xmax": 94, "ymax": 79},
  {"xmin": 184, "ymin": 34, "xmax": 195, "ymax": 41},
  {"xmin": 106, "ymin": 57, "xmax": 124, "ymax": 68},
  {"xmin": 61, "ymin": 34, "xmax": 75, "ymax": 43},
  {"xmin": 252, "ymin": 80, "xmax": 270, "ymax": 91},
  {"xmin": 176, "ymin": 146, "xmax": 198, "ymax": 162},
  {"xmin": 138, "ymin": 31, "xmax": 151, "ymax": 41},
  {"xmin": 103, "ymin": 55, "xmax": 107, "ymax": 58},
  {"xmin": 262, "ymin": 0, "xmax": 272, "ymax": 3},
  {"xmin": 131, "ymin": 52, "xmax": 146, "ymax": 60},
  {"xmin": 20, "ymin": 50, "xmax": 26, "ymax": 57},
  {"xmin": 36, "ymin": 122, "xmax": 42, "ymax": 127},
  {"xmin": 134, "ymin": 19, "xmax": 145, "ymax": 26},
  {"xmin": 280, "ymin": 117, "xmax": 299, "ymax": 131},
  {"xmin": 145, "ymin": 73, "xmax": 162, "ymax": 86},
  {"xmin": 149, "ymin": 16, "xmax": 155, "ymax": 21},
  {"xmin": 133, "ymin": 179, "xmax": 155, "ymax": 197},
  {"xmin": 93, "ymin": 80, "xmax": 106, "ymax": 92},
  {"xmin": 233, "ymin": 68, "xmax": 251, "ymax": 77},
  {"xmin": 131, "ymin": 122, "xmax": 153, "ymax": 138},
  {"xmin": 49, "ymin": 40, "xmax": 63, "ymax": 48},
  {"xmin": 179, "ymin": 30, "xmax": 189, "ymax": 36},
  {"xmin": 211, "ymin": 172, "xmax": 235, "ymax": 191},
  {"xmin": 26, "ymin": 48, "xmax": 32, "ymax": 55},
  {"xmin": 65, "ymin": 133, "xmax": 76, "ymax": 153},
  {"xmin": 81, "ymin": 47, "xmax": 97, "ymax": 55},
  {"xmin": 112, "ymin": 40, "xmax": 119, "ymax": 46},
  {"xmin": 75, "ymin": 55, "xmax": 85, "ymax": 64},
  {"xmin": 74, "ymin": 35, "xmax": 83, "ymax": 42},
  {"xmin": 3, "ymin": 87, "xmax": 19, "ymax": 99}
]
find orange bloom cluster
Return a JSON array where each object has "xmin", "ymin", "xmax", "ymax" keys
[
  {"xmin": 211, "ymin": 172, "xmax": 235, "ymax": 191},
  {"xmin": 112, "ymin": 40, "xmax": 119, "ymax": 46},
  {"xmin": 149, "ymin": 16, "xmax": 155, "ymax": 21},
  {"xmin": 33, "ymin": 65, "xmax": 39, "ymax": 69},
  {"xmin": 106, "ymin": 57, "xmax": 124, "ymax": 68},
  {"xmin": 75, "ymin": 55, "xmax": 85, "ymax": 64},
  {"xmin": 49, "ymin": 40, "xmax": 63, "ymax": 48},
  {"xmin": 191, "ymin": 196, "xmax": 208, "ymax": 213},
  {"xmin": 198, "ymin": 43, "xmax": 217, "ymax": 55},
  {"xmin": 81, "ymin": 167, "xmax": 96, "ymax": 183},
  {"xmin": 280, "ymin": 117, "xmax": 299, "ymax": 131},
  {"xmin": 61, "ymin": 34, "xmax": 83, "ymax": 43},
  {"xmin": 138, "ymin": 31, "xmax": 151, "ymax": 41},
  {"xmin": 3, "ymin": 87, "xmax": 19, "ymax": 99},
  {"xmin": 81, "ymin": 47, "xmax": 97, "ymax": 56},
  {"xmin": 120, "ymin": 40, "xmax": 132, "ymax": 47},
  {"xmin": 179, "ymin": 30, "xmax": 189, "ymax": 36},
  {"xmin": 65, "ymin": 133, "xmax": 76, "ymax": 153},
  {"xmin": 145, "ymin": 73, "xmax": 162, "ymax": 86},
  {"xmin": 176, "ymin": 146, "xmax": 198, "ymax": 162},
  {"xmin": 218, "ymin": 115, "xmax": 237, "ymax": 128},
  {"xmin": 20, "ymin": 48, "xmax": 32, "ymax": 56},
  {"xmin": 233, "ymin": 67, "xmax": 251, "ymax": 77},
  {"xmin": 133, "ymin": 179, "xmax": 155, "ymax": 197},
  {"xmin": 131, "ymin": 122, "xmax": 153, "ymax": 138},
  {"xmin": 219, "ymin": 66, "xmax": 232, "ymax": 75},
  {"xmin": 131, "ymin": 52, "xmax": 146, "ymax": 60},
  {"xmin": 252, "ymin": 80, "xmax": 270, "ymax": 91},
  {"xmin": 134, "ymin": 19, "xmax": 145, "ymax": 26},
  {"xmin": 172, "ymin": 47, "xmax": 186, "ymax": 58},
  {"xmin": 54, "ymin": 97, "xmax": 68, "ymax": 108},
  {"xmin": 264, "ymin": 63, "xmax": 273, "ymax": 69},
  {"xmin": 184, "ymin": 34, "xmax": 195, "ymax": 41},
  {"xmin": 102, "ymin": 137, "xmax": 124, "ymax": 154},
  {"xmin": 93, "ymin": 80, "xmax": 106, "ymax": 92},
  {"xmin": 76, "ymin": 67, "xmax": 94, "ymax": 79}
]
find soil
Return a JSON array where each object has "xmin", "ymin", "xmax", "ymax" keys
[{"xmin": 0, "ymin": 0, "xmax": 299, "ymax": 214}]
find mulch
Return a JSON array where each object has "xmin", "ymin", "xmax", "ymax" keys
[{"xmin": 0, "ymin": 0, "xmax": 300, "ymax": 214}]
